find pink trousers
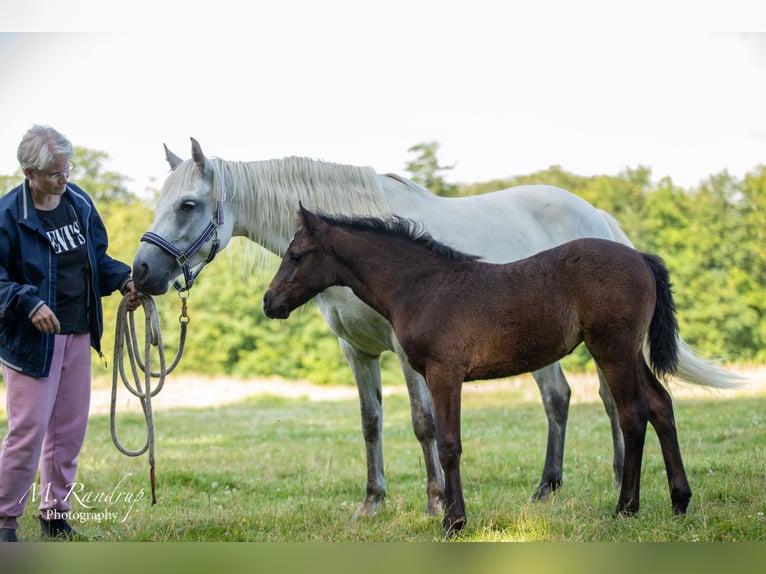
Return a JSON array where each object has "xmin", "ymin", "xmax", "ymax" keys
[{"xmin": 0, "ymin": 333, "xmax": 91, "ymax": 529}]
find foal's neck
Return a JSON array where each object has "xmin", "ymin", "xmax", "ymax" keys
[{"xmin": 329, "ymin": 230, "xmax": 448, "ymax": 321}]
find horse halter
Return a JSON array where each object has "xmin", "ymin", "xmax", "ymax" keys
[{"xmin": 140, "ymin": 201, "xmax": 224, "ymax": 292}]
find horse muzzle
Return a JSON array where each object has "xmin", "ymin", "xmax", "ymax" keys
[
  {"xmin": 132, "ymin": 256, "xmax": 173, "ymax": 295},
  {"xmin": 262, "ymin": 289, "xmax": 292, "ymax": 320}
]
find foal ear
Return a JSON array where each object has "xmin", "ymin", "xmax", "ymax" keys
[
  {"xmin": 190, "ymin": 137, "xmax": 214, "ymax": 179},
  {"xmin": 164, "ymin": 144, "xmax": 184, "ymax": 171},
  {"xmin": 298, "ymin": 202, "xmax": 323, "ymax": 235}
]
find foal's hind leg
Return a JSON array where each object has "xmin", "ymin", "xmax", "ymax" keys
[
  {"xmin": 639, "ymin": 363, "xmax": 692, "ymax": 514},
  {"xmin": 530, "ymin": 363, "xmax": 570, "ymax": 500},
  {"xmin": 590, "ymin": 357, "xmax": 649, "ymax": 515}
]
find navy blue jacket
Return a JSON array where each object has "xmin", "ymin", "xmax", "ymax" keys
[{"xmin": 0, "ymin": 180, "xmax": 131, "ymax": 377}]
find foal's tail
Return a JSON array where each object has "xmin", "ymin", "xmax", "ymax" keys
[
  {"xmin": 642, "ymin": 253, "xmax": 679, "ymax": 380},
  {"xmin": 603, "ymin": 211, "xmax": 747, "ymax": 390},
  {"xmin": 641, "ymin": 252, "xmax": 748, "ymax": 389}
]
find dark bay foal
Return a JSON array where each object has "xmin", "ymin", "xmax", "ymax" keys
[{"xmin": 263, "ymin": 206, "xmax": 692, "ymax": 537}]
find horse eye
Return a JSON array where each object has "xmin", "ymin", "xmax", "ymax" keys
[
  {"xmin": 289, "ymin": 252, "xmax": 302, "ymax": 262},
  {"xmin": 180, "ymin": 200, "xmax": 197, "ymax": 211}
]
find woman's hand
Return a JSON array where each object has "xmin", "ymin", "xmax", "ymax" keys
[
  {"xmin": 122, "ymin": 280, "xmax": 140, "ymax": 312},
  {"xmin": 32, "ymin": 304, "xmax": 61, "ymax": 334}
]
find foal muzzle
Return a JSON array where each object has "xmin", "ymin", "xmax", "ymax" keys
[{"xmin": 262, "ymin": 289, "xmax": 291, "ymax": 320}]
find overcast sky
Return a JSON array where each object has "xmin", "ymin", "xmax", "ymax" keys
[{"xmin": 1, "ymin": 3, "xmax": 765, "ymax": 196}]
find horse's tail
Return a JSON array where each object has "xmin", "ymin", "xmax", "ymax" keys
[{"xmin": 642, "ymin": 252, "xmax": 680, "ymax": 380}]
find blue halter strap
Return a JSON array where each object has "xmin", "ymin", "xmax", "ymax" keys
[{"xmin": 140, "ymin": 201, "xmax": 224, "ymax": 292}]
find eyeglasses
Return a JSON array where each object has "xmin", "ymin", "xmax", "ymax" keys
[{"xmin": 38, "ymin": 161, "xmax": 75, "ymax": 181}]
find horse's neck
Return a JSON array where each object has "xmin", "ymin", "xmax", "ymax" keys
[{"xmin": 224, "ymin": 157, "xmax": 391, "ymax": 254}]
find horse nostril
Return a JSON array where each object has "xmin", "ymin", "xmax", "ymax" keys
[{"xmin": 132, "ymin": 262, "xmax": 147, "ymax": 282}]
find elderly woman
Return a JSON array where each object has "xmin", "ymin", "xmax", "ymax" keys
[{"xmin": 0, "ymin": 125, "xmax": 138, "ymax": 542}]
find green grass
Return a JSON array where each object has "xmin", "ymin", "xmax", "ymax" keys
[{"xmin": 4, "ymin": 383, "xmax": 766, "ymax": 542}]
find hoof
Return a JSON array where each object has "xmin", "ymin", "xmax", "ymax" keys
[
  {"xmin": 354, "ymin": 497, "xmax": 383, "ymax": 519},
  {"xmin": 442, "ymin": 516, "xmax": 466, "ymax": 540},
  {"xmin": 530, "ymin": 479, "xmax": 561, "ymax": 502},
  {"xmin": 672, "ymin": 493, "xmax": 691, "ymax": 515},
  {"xmin": 613, "ymin": 504, "xmax": 639, "ymax": 518},
  {"xmin": 426, "ymin": 495, "xmax": 443, "ymax": 516}
]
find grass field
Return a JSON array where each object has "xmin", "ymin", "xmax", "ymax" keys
[{"xmin": 2, "ymin": 368, "xmax": 765, "ymax": 542}]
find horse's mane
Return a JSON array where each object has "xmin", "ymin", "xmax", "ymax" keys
[
  {"xmin": 315, "ymin": 212, "xmax": 481, "ymax": 263},
  {"xmin": 165, "ymin": 155, "xmax": 395, "ymax": 275},
  {"xmin": 210, "ymin": 156, "xmax": 392, "ymax": 245}
]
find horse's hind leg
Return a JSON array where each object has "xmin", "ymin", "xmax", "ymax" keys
[
  {"xmin": 595, "ymin": 364, "xmax": 625, "ymax": 489},
  {"xmin": 530, "ymin": 363, "xmax": 570, "ymax": 500},
  {"xmin": 339, "ymin": 339, "xmax": 387, "ymax": 517},
  {"xmin": 394, "ymin": 340, "xmax": 444, "ymax": 515},
  {"xmin": 531, "ymin": 362, "xmax": 625, "ymax": 500},
  {"xmin": 639, "ymin": 363, "xmax": 692, "ymax": 514}
]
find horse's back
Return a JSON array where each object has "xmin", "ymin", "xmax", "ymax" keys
[{"xmin": 379, "ymin": 177, "xmax": 619, "ymax": 262}]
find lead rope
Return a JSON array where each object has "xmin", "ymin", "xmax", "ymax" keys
[{"xmin": 110, "ymin": 290, "xmax": 190, "ymax": 505}]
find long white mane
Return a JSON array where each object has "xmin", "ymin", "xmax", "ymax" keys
[
  {"xmin": 163, "ymin": 155, "xmax": 393, "ymax": 277},
  {"xmin": 209, "ymin": 156, "xmax": 393, "ymax": 247}
]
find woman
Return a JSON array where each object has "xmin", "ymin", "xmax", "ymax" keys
[{"xmin": 0, "ymin": 125, "xmax": 138, "ymax": 542}]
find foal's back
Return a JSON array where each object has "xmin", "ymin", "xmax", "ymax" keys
[{"xmin": 401, "ymin": 238, "xmax": 657, "ymax": 382}]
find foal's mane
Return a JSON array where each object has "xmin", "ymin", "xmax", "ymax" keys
[{"xmin": 316, "ymin": 212, "xmax": 481, "ymax": 263}]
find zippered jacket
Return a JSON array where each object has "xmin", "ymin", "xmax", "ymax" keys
[{"xmin": 0, "ymin": 180, "xmax": 131, "ymax": 377}]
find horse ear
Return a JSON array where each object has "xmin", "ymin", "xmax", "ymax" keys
[
  {"xmin": 190, "ymin": 137, "xmax": 213, "ymax": 179},
  {"xmin": 164, "ymin": 144, "xmax": 184, "ymax": 171}
]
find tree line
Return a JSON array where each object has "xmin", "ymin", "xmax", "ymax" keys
[{"xmin": 1, "ymin": 143, "xmax": 763, "ymax": 385}]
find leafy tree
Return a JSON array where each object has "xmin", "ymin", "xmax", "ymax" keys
[
  {"xmin": 71, "ymin": 147, "xmax": 134, "ymax": 205},
  {"xmin": 0, "ymin": 171, "xmax": 22, "ymax": 193},
  {"xmin": 404, "ymin": 141, "xmax": 459, "ymax": 197},
  {"xmin": 4, "ymin": 144, "xmax": 766, "ymax": 384}
]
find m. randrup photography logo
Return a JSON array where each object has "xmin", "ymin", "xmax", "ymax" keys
[{"xmin": 23, "ymin": 473, "xmax": 147, "ymax": 523}]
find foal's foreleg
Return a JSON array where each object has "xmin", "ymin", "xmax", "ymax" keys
[
  {"xmin": 639, "ymin": 363, "xmax": 692, "ymax": 514},
  {"xmin": 426, "ymin": 369, "xmax": 466, "ymax": 537}
]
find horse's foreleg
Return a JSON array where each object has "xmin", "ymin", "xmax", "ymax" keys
[
  {"xmin": 639, "ymin": 363, "xmax": 692, "ymax": 514},
  {"xmin": 596, "ymin": 364, "xmax": 625, "ymax": 489},
  {"xmin": 394, "ymin": 340, "xmax": 444, "ymax": 515},
  {"xmin": 339, "ymin": 339, "xmax": 386, "ymax": 517},
  {"xmin": 530, "ymin": 363, "xmax": 570, "ymax": 500}
]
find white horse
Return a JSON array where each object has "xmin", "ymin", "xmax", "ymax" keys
[{"xmin": 132, "ymin": 138, "xmax": 743, "ymax": 517}]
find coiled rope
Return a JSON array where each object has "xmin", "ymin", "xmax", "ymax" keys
[{"xmin": 110, "ymin": 291, "xmax": 189, "ymax": 505}]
